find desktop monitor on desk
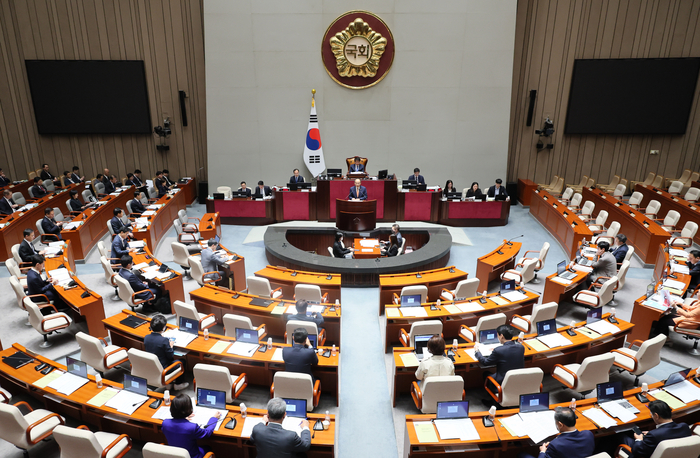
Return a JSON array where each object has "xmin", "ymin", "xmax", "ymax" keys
[
  {"xmin": 377, "ymin": 169, "xmax": 388, "ymax": 179},
  {"xmin": 327, "ymin": 169, "xmax": 342, "ymax": 178},
  {"xmin": 231, "ymin": 191, "xmax": 249, "ymax": 198},
  {"xmin": 444, "ymin": 191, "xmax": 462, "ymax": 200},
  {"xmin": 288, "ymin": 182, "xmax": 312, "ymax": 191},
  {"xmin": 213, "ymin": 193, "xmax": 225, "ymax": 200},
  {"xmin": 402, "ymin": 180, "xmax": 418, "ymax": 189}
]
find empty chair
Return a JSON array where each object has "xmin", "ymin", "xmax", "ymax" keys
[
  {"xmin": 669, "ymin": 221, "xmax": 698, "ymax": 248},
  {"xmin": 270, "ymin": 372, "xmax": 320, "ymax": 411},
  {"xmin": 0, "ymin": 401, "xmax": 64, "ymax": 457},
  {"xmin": 193, "ymin": 363, "xmax": 247, "ymax": 403},
  {"xmin": 13, "ymin": 192, "xmax": 26, "ymax": 206},
  {"xmin": 591, "ymin": 221, "xmax": 621, "ymax": 244},
  {"xmin": 611, "ymin": 334, "xmax": 665, "ymax": 386},
  {"xmin": 551, "ymin": 353, "xmax": 616, "ymax": 396},
  {"xmin": 178, "ymin": 209, "xmax": 199, "ymax": 232},
  {"xmin": 460, "ymin": 313, "xmax": 507, "ymax": 342},
  {"xmin": 673, "ymin": 169, "xmax": 693, "ymax": 185},
  {"xmin": 559, "ymin": 187, "xmax": 574, "ymax": 204},
  {"xmin": 485, "ymin": 367, "xmax": 544, "ymax": 407},
  {"xmin": 668, "ymin": 180, "xmax": 684, "ymax": 195},
  {"xmin": 588, "ymin": 210, "xmax": 609, "ymax": 232},
  {"xmin": 673, "ymin": 321, "xmax": 700, "ymax": 355},
  {"xmin": 24, "ymin": 297, "xmax": 71, "ymax": 347},
  {"xmin": 189, "ymin": 257, "xmax": 221, "ymax": 287},
  {"xmin": 127, "ymin": 348, "xmax": 183, "ymax": 390},
  {"xmin": 655, "ymin": 210, "xmax": 680, "ymax": 232},
  {"xmin": 651, "ymin": 174, "xmax": 664, "ymax": 188},
  {"xmin": 285, "ymin": 320, "xmax": 326, "ymax": 346},
  {"xmin": 75, "ymin": 332, "xmax": 128, "ymax": 375},
  {"xmin": 548, "ymin": 177, "xmax": 564, "ymax": 196},
  {"xmin": 43, "ymin": 179, "xmax": 55, "ymax": 192},
  {"xmin": 566, "ymin": 193, "xmax": 583, "ymax": 211},
  {"xmin": 173, "ymin": 219, "xmax": 202, "ymax": 248},
  {"xmin": 94, "ymin": 181, "xmax": 107, "ymax": 197},
  {"xmin": 246, "ymin": 276, "xmax": 282, "ymax": 299},
  {"xmin": 501, "ymin": 258, "xmax": 538, "ymax": 285},
  {"xmin": 398, "ymin": 237, "xmax": 407, "ymax": 255},
  {"xmin": 616, "ymin": 435, "xmax": 700, "ymax": 458},
  {"xmin": 171, "ymin": 242, "xmax": 193, "ymax": 278},
  {"xmin": 511, "ymin": 301, "xmax": 558, "ymax": 334},
  {"xmin": 627, "ymin": 191, "xmax": 643, "ymax": 208},
  {"xmin": 578, "ymin": 201, "xmax": 595, "ymax": 222},
  {"xmin": 538, "ymin": 175, "xmax": 558, "ymax": 190},
  {"xmin": 411, "ymin": 375, "xmax": 464, "ymax": 414},
  {"xmin": 115, "ymin": 274, "xmax": 155, "ymax": 311},
  {"xmin": 100, "ymin": 257, "xmax": 120, "ymax": 299},
  {"xmin": 81, "ymin": 189, "xmax": 94, "ymax": 203},
  {"xmin": 294, "ymin": 284, "xmax": 328, "ymax": 303},
  {"xmin": 567, "ymin": 175, "xmax": 588, "ymax": 192},
  {"xmin": 599, "ymin": 175, "xmax": 620, "ymax": 192},
  {"xmin": 399, "ymin": 320, "xmax": 443, "ymax": 348},
  {"xmin": 610, "ymin": 260, "xmax": 631, "ymax": 297},
  {"xmin": 216, "ymin": 186, "xmax": 232, "ymax": 198},
  {"xmin": 143, "ymin": 442, "xmax": 216, "ymax": 458},
  {"xmin": 53, "ymin": 424, "xmax": 132, "ymax": 458},
  {"xmin": 173, "ymin": 300, "xmax": 216, "ymax": 331},
  {"xmin": 7, "ymin": 259, "xmax": 28, "ymax": 288},
  {"xmin": 684, "ymin": 187, "xmax": 700, "ymax": 203},
  {"xmin": 629, "ymin": 171, "xmax": 655, "ymax": 190},
  {"xmin": 585, "ymin": 177, "xmax": 596, "ymax": 188},
  {"xmin": 393, "ymin": 285, "xmax": 428, "ymax": 305},
  {"xmin": 515, "ymin": 241, "xmax": 550, "ymax": 283},
  {"xmin": 612, "ymin": 183, "xmax": 626, "ymax": 199},
  {"xmin": 222, "ymin": 313, "xmax": 267, "ymax": 340},
  {"xmin": 327, "ymin": 246, "xmax": 335, "ymax": 257},
  {"xmin": 573, "ymin": 276, "xmax": 618, "ymax": 308},
  {"xmin": 440, "ymin": 278, "xmax": 480, "ymax": 301},
  {"xmin": 643, "ymin": 199, "xmax": 661, "ymax": 219},
  {"xmin": 684, "ymin": 172, "xmax": 700, "ymax": 194}
]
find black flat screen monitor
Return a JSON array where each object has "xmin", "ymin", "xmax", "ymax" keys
[
  {"xmin": 377, "ymin": 170, "xmax": 388, "ymax": 179},
  {"xmin": 179, "ymin": 316, "xmax": 199, "ymax": 335},
  {"xmin": 25, "ymin": 60, "xmax": 151, "ymax": 134},
  {"xmin": 596, "ymin": 381, "xmax": 623, "ymax": 402},
  {"xmin": 327, "ymin": 169, "xmax": 342, "ymax": 178},
  {"xmin": 536, "ymin": 319, "xmax": 557, "ymax": 336},
  {"xmin": 402, "ymin": 180, "xmax": 418, "ymax": 189},
  {"xmin": 586, "ymin": 307, "xmax": 603, "ymax": 324},
  {"xmin": 500, "ymin": 280, "xmax": 516, "ymax": 294},
  {"xmin": 519, "ymin": 392, "xmax": 549, "ymax": 413},
  {"xmin": 283, "ymin": 398, "xmax": 307, "ymax": 418},
  {"xmin": 235, "ymin": 328, "xmax": 258, "ymax": 344},
  {"xmin": 445, "ymin": 192, "xmax": 462, "ymax": 200}
]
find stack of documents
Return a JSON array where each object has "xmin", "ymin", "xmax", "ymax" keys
[
  {"xmin": 162, "ymin": 329, "xmax": 198, "ymax": 347},
  {"xmin": 399, "ymin": 307, "xmax": 428, "ymax": 317},
  {"xmin": 359, "ymin": 239, "xmax": 378, "ymax": 247},
  {"xmin": 63, "ymin": 221, "xmax": 83, "ymax": 230},
  {"xmin": 671, "ymin": 263, "xmax": 690, "ymax": 274},
  {"xmin": 661, "ymin": 380, "xmax": 700, "ymax": 403},
  {"xmin": 285, "ymin": 305, "xmax": 324, "ymax": 314},
  {"xmin": 551, "ymin": 277, "xmax": 573, "ymax": 285},
  {"xmin": 500, "ymin": 410, "xmax": 559, "ymax": 444},
  {"xmin": 663, "ymin": 278, "xmax": 686, "ymax": 291},
  {"xmin": 147, "ymin": 204, "xmax": 163, "ymax": 209},
  {"xmin": 649, "ymin": 389, "xmax": 686, "ymax": 409},
  {"xmin": 129, "ymin": 241, "xmax": 145, "ymax": 248},
  {"xmin": 413, "ymin": 421, "xmax": 439, "ymax": 443},
  {"xmin": 670, "ymin": 248, "xmax": 689, "ymax": 258},
  {"xmin": 599, "ymin": 400, "xmax": 637, "ymax": 422},
  {"xmin": 585, "ymin": 320, "xmax": 620, "ymax": 335},
  {"xmin": 581, "ymin": 407, "xmax": 617, "ymax": 428},
  {"xmin": 241, "ymin": 417, "xmax": 265, "ymax": 437},
  {"xmin": 226, "ymin": 341, "xmax": 259, "ymax": 357},
  {"xmin": 466, "ymin": 343, "xmax": 501, "ymax": 359},
  {"xmin": 191, "ymin": 406, "xmax": 227, "ymax": 429},
  {"xmin": 282, "ymin": 416, "xmax": 306, "ymax": 436},
  {"xmin": 455, "ymin": 302, "xmax": 485, "ymax": 313},
  {"xmin": 141, "ymin": 210, "xmax": 156, "ymax": 216},
  {"xmin": 582, "ymin": 248, "xmax": 598, "ymax": 256},
  {"xmin": 490, "ymin": 296, "xmax": 509, "ymax": 306},
  {"xmin": 399, "ymin": 353, "xmax": 419, "ymax": 367},
  {"xmin": 133, "ymin": 262, "xmax": 150, "ymax": 270},
  {"xmin": 105, "ymin": 389, "xmax": 148, "ymax": 415},
  {"xmin": 44, "ymin": 245, "xmax": 63, "ymax": 256},
  {"xmin": 48, "ymin": 268, "xmax": 72, "ymax": 286},
  {"xmin": 537, "ymin": 333, "xmax": 572, "ymax": 349},
  {"xmin": 502, "ymin": 290, "xmax": 528, "ymax": 302},
  {"xmin": 434, "ymin": 418, "xmax": 480, "ymax": 441},
  {"xmin": 271, "ymin": 348, "xmax": 284, "ymax": 361},
  {"xmin": 46, "ymin": 371, "xmax": 88, "ymax": 395},
  {"xmin": 87, "ymin": 387, "xmax": 119, "ymax": 407}
]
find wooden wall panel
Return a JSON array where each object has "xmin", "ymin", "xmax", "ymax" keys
[
  {"xmin": 509, "ymin": 0, "xmax": 700, "ymax": 188},
  {"xmin": 0, "ymin": 0, "xmax": 207, "ymax": 184}
]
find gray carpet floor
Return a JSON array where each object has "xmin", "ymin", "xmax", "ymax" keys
[{"xmin": 0, "ymin": 202, "xmax": 698, "ymax": 458}]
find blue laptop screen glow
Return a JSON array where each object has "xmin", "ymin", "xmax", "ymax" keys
[
  {"xmin": 519, "ymin": 393, "xmax": 549, "ymax": 413},
  {"xmin": 500, "ymin": 280, "xmax": 516, "ymax": 294},
  {"xmin": 307, "ymin": 334, "xmax": 318, "ymax": 349},
  {"xmin": 179, "ymin": 316, "xmax": 199, "ymax": 335},
  {"xmin": 235, "ymin": 328, "xmax": 258, "ymax": 344},
  {"xmin": 596, "ymin": 381, "xmax": 623, "ymax": 402},
  {"xmin": 556, "ymin": 260, "xmax": 566, "ymax": 275},
  {"xmin": 197, "ymin": 388, "xmax": 226, "ymax": 410},
  {"xmin": 586, "ymin": 307, "xmax": 603, "ymax": 324},
  {"xmin": 479, "ymin": 329, "xmax": 499, "ymax": 344},
  {"xmin": 436, "ymin": 401, "xmax": 469, "ymax": 419},
  {"xmin": 414, "ymin": 335, "xmax": 431, "ymax": 355},
  {"xmin": 536, "ymin": 319, "xmax": 557, "ymax": 336},
  {"xmin": 665, "ymin": 368, "xmax": 691, "ymax": 387},
  {"xmin": 123, "ymin": 374, "xmax": 148, "ymax": 396},
  {"xmin": 283, "ymin": 398, "xmax": 307, "ymax": 418},
  {"xmin": 65, "ymin": 356, "xmax": 88, "ymax": 378},
  {"xmin": 401, "ymin": 294, "xmax": 422, "ymax": 307},
  {"xmin": 214, "ymin": 235, "xmax": 220, "ymax": 244}
]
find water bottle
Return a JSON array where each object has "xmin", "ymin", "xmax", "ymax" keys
[
  {"xmin": 641, "ymin": 382, "xmax": 648, "ymax": 394},
  {"xmin": 452, "ymin": 339, "xmax": 459, "ymax": 354},
  {"xmin": 570, "ymin": 320, "xmax": 576, "ymax": 330},
  {"xmin": 95, "ymin": 373, "xmax": 103, "ymax": 389},
  {"xmin": 267, "ymin": 337, "xmax": 273, "ymax": 349},
  {"xmin": 203, "ymin": 328, "xmax": 209, "ymax": 341},
  {"xmin": 488, "ymin": 406, "xmax": 496, "ymax": 421},
  {"xmin": 331, "ymin": 345, "xmax": 337, "ymax": 357},
  {"xmin": 240, "ymin": 402, "xmax": 247, "ymax": 418},
  {"xmin": 335, "ymin": 299, "xmax": 339, "ymax": 305},
  {"xmin": 518, "ymin": 332, "xmax": 524, "ymax": 342},
  {"xmin": 611, "ymin": 307, "xmax": 616, "ymax": 318},
  {"xmin": 482, "ymin": 290, "xmax": 487, "ymax": 298},
  {"xmin": 570, "ymin": 398, "xmax": 576, "ymax": 410},
  {"xmin": 323, "ymin": 410, "xmax": 330, "ymax": 430},
  {"xmin": 325, "ymin": 410, "xmax": 330, "ymax": 422},
  {"xmin": 164, "ymin": 390, "xmax": 170, "ymax": 406}
]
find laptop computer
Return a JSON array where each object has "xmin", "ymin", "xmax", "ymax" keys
[
  {"xmin": 596, "ymin": 381, "xmax": 623, "ymax": 402},
  {"xmin": 235, "ymin": 328, "xmax": 259, "ymax": 344},
  {"xmin": 479, "ymin": 329, "xmax": 500, "ymax": 344},
  {"xmin": 536, "ymin": 319, "xmax": 557, "ymax": 336},
  {"xmin": 123, "ymin": 374, "xmax": 149, "ymax": 396},
  {"xmin": 214, "ymin": 234, "xmax": 220, "ymax": 244},
  {"xmin": 192, "ymin": 388, "xmax": 228, "ymax": 429},
  {"xmin": 586, "ymin": 307, "xmax": 603, "ymax": 324},
  {"xmin": 416, "ymin": 184, "xmax": 427, "ymax": 192},
  {"xmin": 401, "ymin": 294, "xmax": 422, "ymax": 307},
  {"xmin": 500, "ymin": 280, "xmax": 516, "ymax": 295},
  {"xmin": 179, "ymin": 316, "xmax": 199, "ymax": 335},
  {"xmin": 65, "ymin": 356, "xmax": 88, "ymax": 379},
  {"xmin": 377, "ymin": 169, "xmax": 388, "ymax": 179},
  {"xmin": 436, "ymin": 401, "xmax": 469, "ymax": 419},
  {"xmin": 557, "ymin": 260, "xmax": 577, "ymax": 280},
  {"xmin": 519, "ymin": 392, "xmax": 549, "ymax": 413},
  {"xmin": 664, "ymin": 368, "xmax": 691, "ymax": 386},
  {"xmin": 307, "ymin": 334, "xmax": 318, "ymax": 349},
  {"xmin": 249, "ymin": 297, "xmax": 274, "ymax": 307},
  {"xmin": 281, "ymin": 398, "xmax": 308, "ymax": 433},
  {"xmin": 414, "ymin": 334, "xmax": 432, "ymax": 360},
  {"xmin": 402, "ymin": 180, "xmax": 418, "ymax": 189},
  {"xmin": 213, "ymin": 193, "xmax": 225, "ymax": 199}
]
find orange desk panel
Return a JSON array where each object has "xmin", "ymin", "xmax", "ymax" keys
[
  {"xmin": 254, "ymin": 266, "xmax": 342, "ymax": 304},
  {"xmin": 379, "ymin": 266, "xmax": 468, "ymax": 316},
  {"xmin": 475, "ymin": 240, "xmax": 522, "ymax": 289}
]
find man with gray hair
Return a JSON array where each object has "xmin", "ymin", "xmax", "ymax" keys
[
  {"xmin": 517, "ymin": 406, "xmax": 594, "ymax": 458},
  {"xmin": 250, "ymin": 398, "xmax": 311, "ymax": 457}
]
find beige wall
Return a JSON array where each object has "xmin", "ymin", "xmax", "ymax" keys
[
  {"xmin": 0, "ymin": 0, "xmax": 207, "ymax": 184},
  {"xmin": 205, "ymin": 0, "xmax": 517, "ymax": 191},
  {"xmin": 509, "ymin": 0, "xmax": 700, "ymax": 187}
]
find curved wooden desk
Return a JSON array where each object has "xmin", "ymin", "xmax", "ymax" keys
[
  {"xmin": 131, "ymin": 187, "xmax": 188, "ymax": 251},
  {"xmin": 635, "ymin": 183, "xmax": 700, "ymax": 245},
  {"xmin": 391, "ymin": 314, "xmax": 633, "ymax": 406},
  {"xmin": 128, "ymin": 246, "xmax": 185, "ymax": 313},
  {"xmin": 194, "ymin": 240, "xmax": 246, "ymax": 291},
  {"xmin": 438, "ymin": 199, "xmax": 510, "ymax": 227},
  {"xmin": 336, "ymin": 198, "xmax": 377, "ymax": 231},
  {"xmin": 254, "ymin": 266, "xmax": 341, "ymax": 303},
  {"xmin": 189, "ymin": 285, "xmax": 341, "ymax": 345},
  {"xmin": 0, "ymin": 344, "xmax": 335, "ymax": 457},
  {"xmin": 384, "ymin": 289, "xmax": 539, "ymax": 352},
  {"xmin": 103, "ymin": 310, "xmax": 340, "ymax": 405},
  {"xmin": 197, "ymin": 212, "xmax": 222, "ymax": 241},
  {"xmin": 378, "ymin": 266, "xmax": 469, "ymax": 315},
  {"xmin": 475, "ymin": 240, "xmax": 522, "ymax": 288}
]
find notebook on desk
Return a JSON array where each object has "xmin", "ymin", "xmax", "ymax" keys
[
  {"xmin": 249, "ymin": 298, "xmax": 274, "ymax": 307},
  {"xmin": 2, "ymin": 351, "xmax": 34, "ymax": 369},
  {"xmin": 119, "ymin": 315, "xmax": 147, "ymax": 329}
]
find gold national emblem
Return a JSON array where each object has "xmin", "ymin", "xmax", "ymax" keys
[{"xmin": 330, "ymin": 18, "xmax": 386, "ymax": 78}]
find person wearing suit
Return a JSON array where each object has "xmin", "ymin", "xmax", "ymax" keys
[
  {"xmin": 162, "ymin": 169, "xmax": 175, "ymax": 187},
  {"xmin": 144, "ymin": 314, "xmax": 189, "ymax": 390},
  {"xmin": 381, "ymin": 234, "xmax": 400, "ymax": 257},
  {"xmin": 19, "ymin": 228, "xmax": 45, "ymax": 262},
  {"xmin": 70, "ymin": 166, "xmax": 84, "ymax": 184},
  {"xmin": 487, "ymin": 178, "xmax": 510, "ymax": 201},
  {"xmin": 332, "ymin": 232, "xmax": 354, "ymax": 259},
  {"xmin": 253, "ymin": 180, "xmax": 272, "ymax": 198},
  {"xmin": 130, "ymin": 191, "xmax": 147, "ymax": 214},
  {"xmin": 132, "ymin": 169, "xmax": 144, "ymax": 187},
  {"xmin": 685, "ymin": 250, "xmax": 700, "ymax": 293},
  {"xmin": 125, "ymin": 173, "xmax": 139, "ymax": 188},
  {"xmin": 103, "ymin": 175, "xmax": 116, "ymax": 194},
  {"xmin": 282, "ymin": 327, "xmax": 318, "ymax": 380},
  {"xmin": 101, "ymin": 169, "xmax": 111, "ymax": 189},
  {"xmin": 348, "ymin": 178, "xmax": 368, "ymax": 201},
  {"xmin": 68, "ymin": 190, "xmax": 88, "ymax": 213},
  {"xmin": 162, "ymin": 394, "xmax": 218, "ymax": 458},
  {"xmin": 518, "ymin": 407, "xmax": 594, "ymax": 458},
  {"xmin": 408, "ymin": 168, "xmax": 425, "ymax": 185},
  {"xmin": 619, "ymin": 400, "xmax": 691, "ymax": 457},
  {"xmin": 0, "ymin": 168, "xmax": 11, "ymax": 187},
  {"xmin": 201, "ymin": 239, "xmax": 227, "ymax": 280},
  {"xmin": 587, "ymin": 240, "xmax": 617, "ymax": 288},
  {"xmin": 651, "ymin": 293, "xmax": 700, "ymax": 338},
  {"xmin": 41, "ymin": 207, "xmax": 63, "ymax": 240},
  {"xmin": 287, "ymin": 300, "xmax": 325, "ymax": 330},
  {"xmin": 349, "ymin": 156, "xmax": 365, "ymax": 173},
  {"xmin": 611, "ymin": 233, "xmax": 629, "ymax": 264},
  {"xmin": 110, "ymin": 208, "xmax": 132, "ymax": 237},
  {"xmin": 40, "ymin": 163, "xmax": 59, "ymax": 185},
  {"xmin": 289, "ymin": 168, "xmax": 305, "ymax": 184},
  {"xmin": 250, "ymin": 398, "xmax": 311, "ymax": 458},
  {"xmin": 415, "ymin": 336, "xmax": 454, "ymax": 383},
  {"xmin": 27, "ymin": 255, "xmax": 67, "ymax": 312},
  {"xmin": 0, "ymin": 190, "xmax": 18, "ymax": 215},
  {"xmin": 62, "ymin": 171, "xmax": 75, "ymax": 187},
  {"xmin": 111, "ymin": 227, "xmax": 135, "ymax": 259},
  {"xmin": 237, "ymin": 181, "xmax": 252, "ymax": 197},
  {"xmin": 155, "ymin": 171, "xmax": 168, "ymax": 197},
  {"xmin": 475, "ymin": 325, "xmax": 525, "ymax": 388},
  {"xmin": 466, "ymin": 182, "xmax": 485, "ymax": 200},
  {"xmin": 119, "ymin": 254, "xmax": 161, "ymax": 304},
  {"xmin": 31, "ymin": 177, "xmax": 48, "ymax": 198}
]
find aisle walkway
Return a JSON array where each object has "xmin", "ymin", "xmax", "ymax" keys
[{"xmin": 338, "ymin": 287, "xmax": 398, "ymax": 458}]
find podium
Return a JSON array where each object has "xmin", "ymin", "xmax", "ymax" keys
[{"xmin": 336, "ymin": 199, "xmax": 377, "ymax": 231}]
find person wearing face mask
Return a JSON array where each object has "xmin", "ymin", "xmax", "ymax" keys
[{"xmin": 517, "ymin": 406, "xmax": 594, "ymax": 458}]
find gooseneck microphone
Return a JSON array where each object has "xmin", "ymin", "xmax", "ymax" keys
[{"xmin": 506, "ymin": 235, "xmax": 524, "ymax": 246}]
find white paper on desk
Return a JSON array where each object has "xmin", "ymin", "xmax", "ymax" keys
[
  {"xmin": 551, "ymin": 276, "xmax": 573, "ymax": 285},
  {"xmin": 359, "ymin": 239, "xmax": 378, "ymax": 247},
  {"xmin": 227, "ymin": 341, "xmax": 258, "ymax": 357},
  {"xmin": 105, "ymin": 390, "xmax": 148, "ymax": 415},
  {"xmin": 152, "ymin": 405, "xmax": 173, "ymax": 420},
  {"xmin": 135, "ymin": 217, "xmax": 148, "ymax": 224},
  {"xmin": 47, "ymin": 372, "xmax": 89, "ymax": 395},
  {"xmin": 499, "ymin": 415, "xmax": 527, "ymax": 437},
  {"xmin": 63, "ymin": 221, "xmax": 82, "ymax": 230},
  {"xmin": 467, "ymin": 343, "xmax": 500, "ymax": 359},
  {"xmin": 600, "ymin": 401, "xmax": 637, "ymax": 422},
  {"xmin": 361, "ymin": 248, "xmax": 373, "ymax": 253},
  {"xmin": 142, "ymin": 271, "xmax": 159, "ymax": 280},
  {"xmin": 582, "ymin": 407, "xmax": 617, "ymax": 428},
  {"xmin": 399, "ymin": 352, "xmax": 420, "ymax": 367},
  {"xmin": 147, "ymin": 204, "xmax": 163, "ymax": 209},
  {"xmin": 585, "ymin": 320, "xmax": 620, "ymax": 335},
  {"xmin": 519, "ymin": 410, "xmax": 559, "ymax": 444},
  {"xmin": 583, "ymin": 248, "xmax": 598, "ymax": 256},
  {"xmin": 272, "ymin": 348, "xmax": 284, "ymax": 361},
  {"xmin": 399, "ymin": 307, "xmax": 428, "ymax": 317},
  {"xmin": 241, "ymin": 417, "xmax": 265, "ymax": 437},
  {"xmin": 129, "ymin": 241, "xmax": 145, "ymax": 248},
  {"xmin": 572, "ymin": 265, "xmax": 593, "ymax": 273},
  {"xmin": 456, "ymin": 302, "xmax": 484, "ymax": 313},
  {"xmin": 133, "ymin": 262, "xmax": 149, "ymax": 270},
  {"xmin": 141, "ymin": 210, "xmax": 156, "ymax": 216},
  {"xmin": 434, "ymin": 418, "xmax": 480, "ymax": 441},
  {"xmin": 48, "ymin": 268, "xmax": 71, "ymax": 282},
  {"xmin": 671, "ymin": 263, "xmax": 690, "ymax": 274},
  {"xmin": 664, "ymin": 380, "xmax": 700, "ymax": 403},
  {"xmin": 284, "ymin": 305, "xmax": 323, "ymax": 315},
  {"xmin": 502, "ymin": 291, "xmax": 528, "ymax": 302},
  {"xmin": 162, "ymin": 329, "xmax": 197, "ymax": 347},
  {"xmin": 43, "ymin": 246, "xmax": 62, "ymax": 256},
  {"xmin": 281, "ymin": 416, "xmax": 305, "ymax": 436},
  {"xmin": 663, "ymin": 279, "xmax": 686, "ymax": 290},
  {"xmin": 670, "ymin": 249, "xmax": 689, "ymax": 257},
  {"xmin": 109, "ymin": 192, "xmax": 121, "ymax": 196},
  {"xmin": 537, "ymin": 333, "xmax": 572, "ymax": 349}
]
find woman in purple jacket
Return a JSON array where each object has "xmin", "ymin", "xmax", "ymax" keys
[{"xmin": 162, "ymin": 394, "xmax": 221, "ymax": 458}]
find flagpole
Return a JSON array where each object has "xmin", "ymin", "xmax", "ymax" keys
[{"xmin": 312, "ymin": 88, "xmax": 316, "ymax": 107}]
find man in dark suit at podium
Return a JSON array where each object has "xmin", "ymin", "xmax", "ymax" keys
[
  {"xmin": 238, "ymin": 181, "xmax": 252, "ymax": 197},
  {"xmin": 349, "ymin": 156, "xmax": 365, "ymax": 173},
  {"xmin": 487, "ymin": 178, "xmax": 510, "ymax": 201},
  {"xmin": 348, "ymin": 179, "xmax": 367, "ymax": 201},
  {"xmin": 253, "ymin": 181, "xmax": 272, "ymax": 198},
  {"xmin": 289, "ymin": 169, "xmax": 304, "ymax": 184},
  {"xmin": 408, "ymin": 168, "xmax": 425, "ymax": 185}
]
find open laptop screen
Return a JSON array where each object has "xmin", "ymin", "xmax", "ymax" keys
[
  {"xmin": 556, "ymin": 260, "xmax": 566, "ymax": 275},
  {"xmin": 235, "ymin": 328, "xmax": 259, "ymax": 344},
  {"xmin": 197, "ymin": 388, "xmax": 226, "ymax": 410},
  {"xmin": 307, "ymin": 334, "xmax": 318, "ymax": 349},
  {"xmin": 665, "ymin": 368, "xmax": 691, "ymax": 387},
  {"xmin": 436, "ymin": 401, "xmax": 469, "ymax": 419},
  {"xmin": 123, "ymin": 374, "xmax": 148, "ymax": 396},
  {"xmin": 479, "ymin": 329, "xmax": 500, "ymax": 344},
  {"xmin": 519, "ymin": 392, "xmax": 549, "ymax": 413},
  {"xmin": 214, "ymin": 234, "xmax": 220, "ymax": 244},
  {"xmin": 586, "ymin": 307, "xmax": 603, "ymax": 324},
  {"xmin": 401, "ymin": 294, "xmax": 422, "ymax": 307},
  {"xmin": 414, "ymin": 335, "xmax": 431, "ymax": 356},
  {"xmin": 65, "ymin": 356, "xmax": 88, "ymax": 378},
  {"xmin": 536, "ymin": 319, "xmax": 557, "ymax": 336},
  {"xmin": 596, "ymin": 381, "xmax": 623, "ymax": 402},
  {"xmin": 179, "ymin": 316, "xmax": 199, "ymax": 335},
  {"xmin": 500, "ymin": 280, "xmax": 516, "ymax": 294},
  {"xmin": 283, "ymin": 398, "xmax": 307, "ymax": 418}
]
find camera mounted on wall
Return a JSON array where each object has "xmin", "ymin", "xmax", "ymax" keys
[
  {"xmin": 535, "ymin": 117, "xmax": 554, "ymax": 151},
  {"xmin": 154, "ymin": 118, "xmax": 171, "ymax": 152}
]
